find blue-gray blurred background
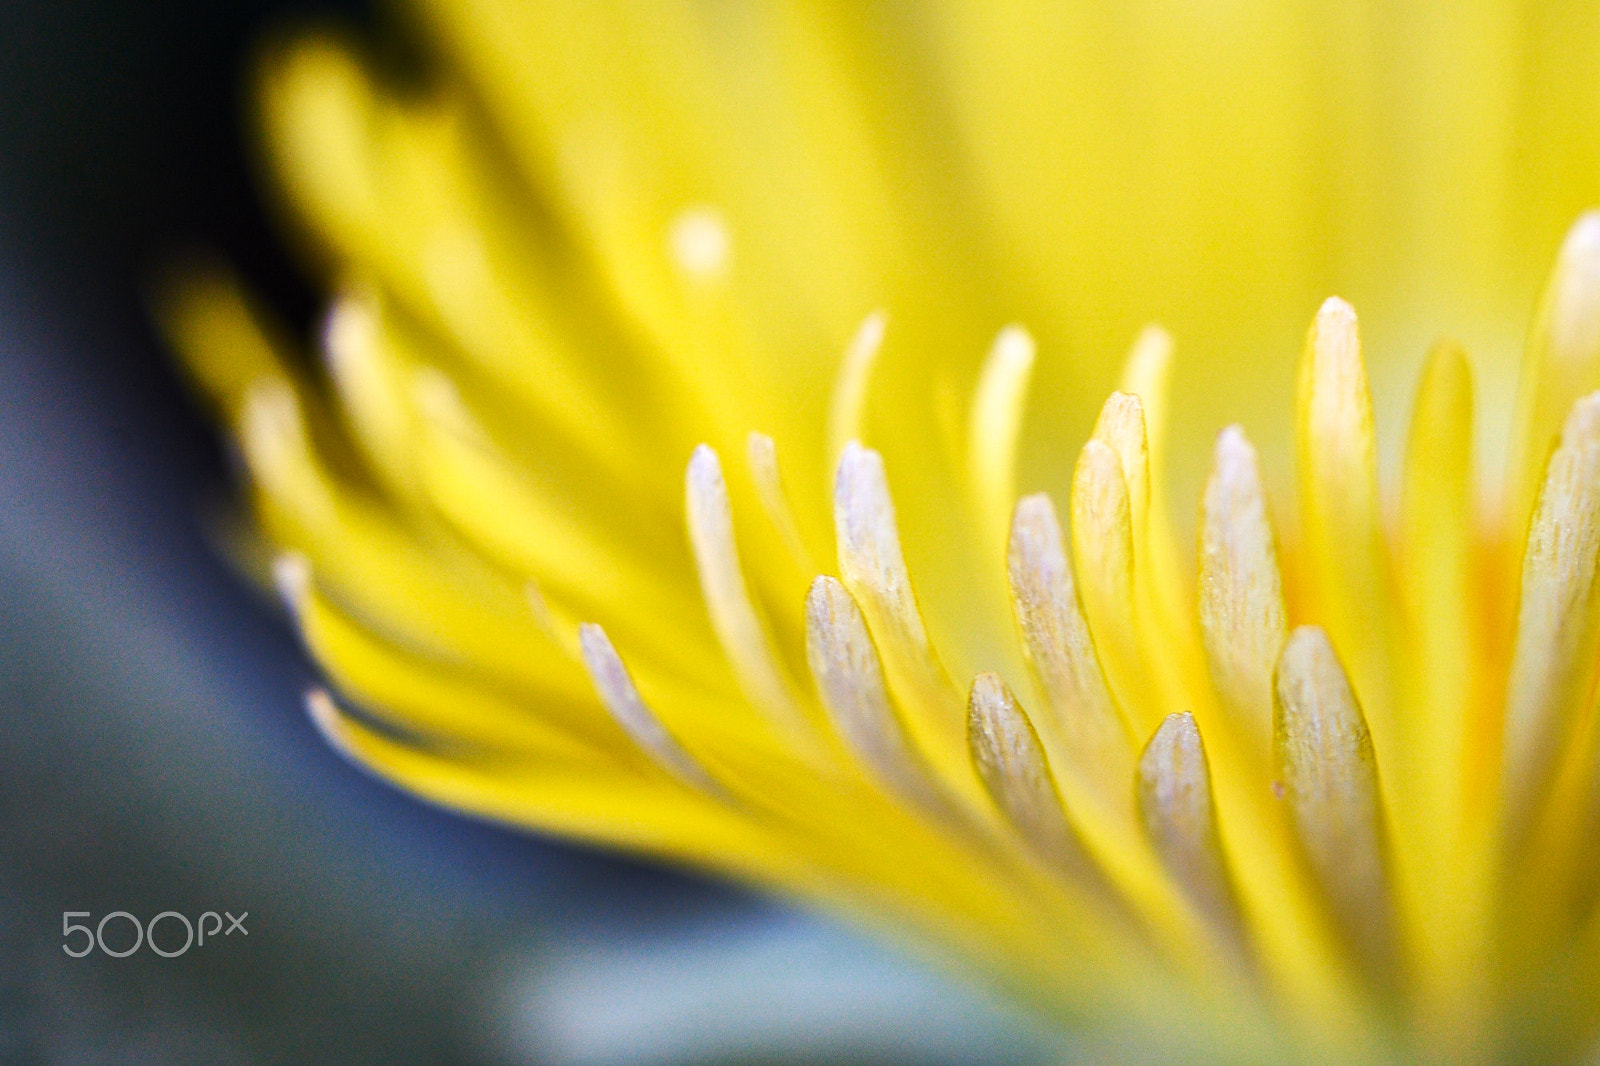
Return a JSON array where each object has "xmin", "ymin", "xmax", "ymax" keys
[{"xmin": 0, "ymin": 2, "xmax": 1060, "ymax": 1062}]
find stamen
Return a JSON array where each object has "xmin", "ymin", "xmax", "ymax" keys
[
  {"xmin": 1274, "ymin": 626, "xmax": 1394, "ymax": 978},
  {"xmin": 1199, "ymin": 426, "xmax": 1287, "ymax": 743},
  {"xmin": 1091, "ymin": 387, "xmax": 1203, "ymax": 723},
  {"xmin": 826, "ymin": 312, "xmax": 887, "ymax": 471},
  {"xmin": 1070, "ymin": 438, "xmax": 1149, "ymax": 732},
  {"xmin": 1092, "ymin": 392, "xmax": 1151, "ymax": 533},
  {"xmin": 968, "ymin": 325, "xmax": 1036, "ymax": 558},
  {"xmin": 305, "ymin": 686, "xmax": 360, "ymax": 762},
  {"xmin": 1138, "ymin": 713, "xmax": 1246, "ymax": 950},
  {"xmin": 967, "ymin": 672, "xmax": 1091, "ymax": 875},
  {"xmin": 412, "ymin": 365, "xmax": 489, "ymax": 445},
  {"xmin": 804, "ymin": 576, "xmax": 951, "ymax": 817},
  {"xmin": 1296, "ymin": 297, "xmax": 1394, "ymax": 747},
  {"xmin": 1118, "ymin": 328, "xmax": 1187, "ymax": 636},
  {"xmin": 322, "ymin": 295, "xmax": 416, "ymax": 477},
  {"xmin": 1500, "ymin": 392, "xmax": 1600, "ymax": 844},
  {"xmin": 834, "ymin": 443, "xmax": 964, "ymax": 776},
  {"xmin": 1119, "ymin": 326, "xmax": 1173, "ymax": 466},
  {"xmin": 322, "ymin": 293, "xmax": 377, "ymax": 376},
  {"xmin": 240, "ymin": 381, "xmax": 337, "ymax": 523},
  {"xmin": 746, "ymin": 432, "xmax": 818, "ymax": 574},
  {"xmin": 667, "ymin": 205, "xmax": 731, "ymax": 281},
  {"xmin": 1007, "ymin": 493, "xmax": 1134, "ymax": 813},
  {"xmin": 578, "ymin": 623, "xmax": 720, "ymax": 793},
  {"xmin": 272, "ymin": 550, "xmax": 312, "ymax": 614},
  {"xmin": 686, "ymin": 445, "xmax": 808, "ymax": 734},
  {"xmin": 1507, "ymin": 211, "xmax": 1600, "ymax": 552},
  {"xmin": 525, "ymin": 579, "xmax": 583, "ymax": 662}
]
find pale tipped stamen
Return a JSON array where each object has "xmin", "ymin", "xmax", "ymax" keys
[
  {"xmin": 321, "ymin": 294, "xmax": 377, "ymax": 378},
  {"xmin": 804, "ymin": 576, "xmax": 954, "ymax": 819},
  {"xmin": 240, "ymin": 381, "xmax": 337, "ymax": 523},
  {"xmin": 411, "ymin": 365, "xmax": 486, "ymax": 445},
  {"xmin": 834, "ymin": 442, "xmax": 963, "ymax": 772},
  {"xmin": 1199, "ymin": 426, "xmax": 1288, "ymax": 744},
  {"xmin": 1007, "ymin": 493, "xmax": 1134, "ymax": 814},
  {"xmin": 273, "ymin": 550, "xmax": 312, "ymax": 614},
  {"xmin": 1092, "ymin": 392, "xmax": 1151, "ymax": 532},
  {"xmin": 1117, "ymin": 328, "xmax": 1189, "ymax": 639},
  {"xmin": 1138, "ymin": 712, "xmax": 1248, "ymax": 953},
  {"xmin": 1274, "ymin": 626, "xmax": 1395, "ymax": 979},
  {"xmin": 1500, "ymin": 392, "xmax": 1600, "ymax": 845},
  {"xmin": 1508, "ymin": 211, "xmax": 1600, "ymax": 547},
  {"xmin": 686, "ymin": 445, "xmax": 810, "ymax": 737},
  {"xmin": 1090, "ymin": 384, "xmax": 1201, "ymax": 728},
  {"xmin": 305, "ymin": 686, "xmax": 360, "ymax": 762},
  {"xmin": 578, "ymin": 623, "xmax": 721, "ymax": 793},
  {"xmin": 968, "ymin": 325, "xmax": 1036, "ymax": 558},
  {"xmin": 323, "ymin": 297, "xmax": 390, "ymax": 428},
  {"xmin": 1118, "ymin": 326, "xmax": 1173, "ymax": 462},
  {"xmin": 1296, "ymin": 298, "xmax": 1394, "ymax": 753},
  {"xmin": 1070, "ymin": 438, "xmax": 1149, "ymax": 733},
  {"xmin": 321, "ymin": 294, "xmax": 422, "ymax": 501},
  {"xmin": 668, "ymin": 206, "xmax": 731, "ymax": 281},
  {"xmin": 746, "ymin": 432, "xmax": 818, "ymax": 575},
  {"xmin": 525, "ymin": 579, "xmax": 584, "ymax": 661},
  {"xmin": 968, "ymin": 672, "xmax": 1092, "ymax": 876},
  {"xmin": 1298, "ymin": 298, "xmax": 1378, "ymax": 539},
  {"xmin": 826, "ymin": 312, "xmax": 887, "ymax": 470}
]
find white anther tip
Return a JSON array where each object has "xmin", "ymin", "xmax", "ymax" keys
[
  {"xmin": 687, "ymin": 442, "xmax": 720, "ymax": 482},
  {"xmin": 321, "ymin": 296, "xmax": 374, "ymax": 374},
  {"xmin": 992, "ymin": 324, "xmax": 1035, "ymax": 366},
  {"xmin": 272, "ymin": 552, "xmax": 311, "ymax": 612},
  {"xmin": 1317, "ymin": 295, "xmax": 1357, "ymax": 324},
  {"xmin": 669, "ymin": 206, "xmax": 730, "ymax": 279},
  {"xmin": 1560, "ymin": 210, "xmax": 1600, "ymax": 273}
]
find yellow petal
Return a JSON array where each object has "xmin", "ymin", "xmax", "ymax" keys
[{"xmin": 1396, "ymin": 340, "xmax": 1490, "ymax": 1031}]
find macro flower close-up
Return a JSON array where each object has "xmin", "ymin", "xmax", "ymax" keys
[{"xmin": 148, "ymin": 1, "xmax": 1600, "ymax": 1062}]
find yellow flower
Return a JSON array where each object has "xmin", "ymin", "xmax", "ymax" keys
[{"xmin": 163, "ymin": 3, "xmax": 1600, "ymax": 1062}]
